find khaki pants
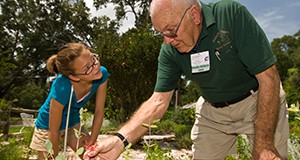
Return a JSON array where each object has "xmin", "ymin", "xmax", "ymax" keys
[
  {"xmin": 191, "ymin": 88, "xmax": 289, "ymax": 160},
  {"xmin": 30, "ymin": 123, "xmax": 89, "ymax": 152}
]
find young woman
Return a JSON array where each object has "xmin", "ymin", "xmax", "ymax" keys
[{"xmin": 30, "ymin": 43, "xmax": 109, "ymax": 159}]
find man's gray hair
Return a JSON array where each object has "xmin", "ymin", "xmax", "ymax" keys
[{"xmin": 150, "ymin": 0, "xmax": 201, "ymax": 17}]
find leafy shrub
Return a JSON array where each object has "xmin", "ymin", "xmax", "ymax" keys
[
  {"xmin": 173, "ymin": 124, "xmax": 192, "ymax": 149},
  {"xmin": 156, "ymin": 120, "xmax": 177, "ymax": 134},
  {"xmin": 288, "ymin": 102, "xmax": 300, "ymax": 140},
  {"xmin": 142, "ymin": 141, "xmax": 173, "ymax": 160},
  {"xmin": 100, "ymin": 118, "xmax": 119, "ymax": 134},
  {"xmin": 0, "ymin": 138, "xmax": 25, "ymax": 160},
  {"xmin": 159, "ymin": 108, "xmax": 194, "ymax": 149},
  {"xmin": 225, "ymin": 134, "xmax": 252, "ymax": 160},
  {"xmin": 163, "ymin": 108, "xmax": 195, "ymax": 125},
  {"xmin": 0, "ymin": 126, "xmax": 35, "ymax": 160},
  {"xmin": 288, "ymin": 137, "xmax": 300, "ymax": 160},
  {"xmin": 142, "ymin": 120, "xmax": 174, "ymax": 160}
]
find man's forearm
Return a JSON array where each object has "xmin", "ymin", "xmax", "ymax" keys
[
  {"xmin": 254, "ymin": 65, "xmax": 280, "ymax": 149},
  {"xmin": 254, "ymin": 86, "xmax": 279, "ymax": 146},
  {"xmin": 118, "ymin": 91, "xmax": 174, "ymax": 144}
]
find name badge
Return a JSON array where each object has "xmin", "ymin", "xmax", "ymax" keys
[{"xmin": 191, "ymin": 51, "xmax": 210, "ymax": 73}]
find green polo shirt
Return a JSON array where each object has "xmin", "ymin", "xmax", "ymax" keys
[{"xmin": 154, "ymin": 0, "xmax": 276, "ymax": 103}]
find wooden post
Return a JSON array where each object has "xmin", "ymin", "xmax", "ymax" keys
[
  {"xmin": 175, "ymin": 78, "xmax": 182, "ymax": 110},
  {"xmin": 3, "ymin": 104, "xmax": 11, "ymax": 138},
  {"xmin": 0, "ymin": 106, "xmax": 38, "ymax": 138}
]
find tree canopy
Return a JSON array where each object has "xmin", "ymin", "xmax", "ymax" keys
[
  {"xmin": 0, "ymin": 0, "xmax": 97, "ymax": 98},
  {"xmin": 93, "ymin": 0, "xmax": 151, "ymax": 28},
  {"xmin": 0, "ymin": 0, "xmax": 159, "ymax": 122},
  {"xmin": 272, "ymin": 30, "xmax": 300, "ymax": 105}
]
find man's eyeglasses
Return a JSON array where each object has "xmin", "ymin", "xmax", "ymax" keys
[
  {"xmin": 154, "ymin": 6, "xmax": 192, "ymax": 38},
  {"xmin": 73, "ymin": 54, "xmax": 99, "ymax": 76}
]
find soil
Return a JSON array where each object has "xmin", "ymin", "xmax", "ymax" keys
[
  {"xmin": 61, "ymin": 145, "xmax": 192, "ymax": 160},
  {"xmin": 67, "ymin": 134, "xmax": 192, "ymax": 160},
  {"xmin": 28, "ymin": 134, "xmax": 193, "ymax": 160}
]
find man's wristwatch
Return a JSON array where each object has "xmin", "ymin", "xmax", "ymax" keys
[{"xmin": 114, "ymin": 132, "xmax": 129, "ymax": 147}]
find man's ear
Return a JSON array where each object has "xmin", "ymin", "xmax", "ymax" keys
[
  {"xmin": 68, "ymin": 74, "xmax": 80, "ymax": 82},
  {"xmin": 190, "ymin": 5, "xmax": 201, "ymax": 25}
]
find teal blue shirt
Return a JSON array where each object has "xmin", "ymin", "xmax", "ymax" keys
[
  {"xmin": 154, "ymin": 0, "xmax": 276, "ymax": 103},
  {"xmin": 35, "ymin": 66, "xmax": 109, "ymax": 130}
]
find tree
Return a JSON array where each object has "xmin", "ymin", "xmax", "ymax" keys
[
  {"xmin": 272, "ymin": 30, "xmax": 300, "ymax": 105},
  {"xmin": 1, "ymin": 0, "xmax": 160, "ymax": 122},
  {"xmin": 284, "ymin": 68, "xmax": 300, "ymax": 105},
  {"xmin": 0, "ymin": 48, "xmax": 18, "ymax": 98},
  {"xmin": 5, "ymin": 82, "xmax": 47, "ymax": 111},
  {"xmin": 0, "ymin": 0, "xmax": 97, "ymax": 99},
  {"xmin": 96, "ymin": 26, "xmax": 163, "ymax": 121},
  {"xmin": 93, "ymin": 0, "xmax": 152, "ymax": 28},
  {"xmin": 178, "ymin": 80, "xmax": 201, "ymax": 107},
  {"xmin": 271, "ymin": 30, "xmax": 300, "ymax": 82}
]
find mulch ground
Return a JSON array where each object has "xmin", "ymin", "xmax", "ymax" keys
[
  {"xmin": 58, "ymin": 134, "xmax": 192, "ymax": 160},
  {"xmin": 59, "ymin": 146, "xmax": 192, "ymax": 160},
  {"xmin": 25, "ymin": 134, "xmax": 192, "ymax": 159}
]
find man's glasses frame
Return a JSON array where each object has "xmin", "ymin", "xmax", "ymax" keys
[
  {"xmin": 154, "ymin": 6, "xmax": 192, "ymax": 38},
  {"xmin": 73, "ymin": 54, "xmax": 99, "ymax": 76}
]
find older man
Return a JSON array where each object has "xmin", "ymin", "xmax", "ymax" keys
[{"xmin": 84, "ymin": 0, "xmax": 289, "ymax": 159}]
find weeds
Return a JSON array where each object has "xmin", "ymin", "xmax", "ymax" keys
[
  {"xmin": 288, "ymin": 102, "xmax": 300, "ymax": 160},
  {"xmin": 225, "ymin": 134, "xmax": 252, "ymax": 160},
  {"xmin": 288, "ymin": 137, "xmax": 300, "ymax": 160},
  {"xmin": 142, "ymin": 119, "xmax": 174, "ymax": 160},
  {"xmin": 0, "ymin": 127, "xmax": 34, "ymax": 160}
]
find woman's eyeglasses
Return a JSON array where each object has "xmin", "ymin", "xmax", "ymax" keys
[{"xmin": 73, "ymin": 54, "xmax": 99, "ymax": 76}]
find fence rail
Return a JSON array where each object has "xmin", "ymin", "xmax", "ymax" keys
[
  {"xmin": 10, "ymin": 108, "xmax": 39, "ymax": 114},
  {"xmin": 0, "ymin": 107, "xmax": 38, "ymax": 136}
]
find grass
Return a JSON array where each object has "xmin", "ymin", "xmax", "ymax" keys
[{"xmin": 0, "ymin": 126, "xmax": 36, "ymax": 160}]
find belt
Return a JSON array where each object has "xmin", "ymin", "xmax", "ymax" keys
[{"xmin": 210, "ymin": 86, "xmax": 259, "ymax": 108}]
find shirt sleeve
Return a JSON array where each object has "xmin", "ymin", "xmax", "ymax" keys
[
  {"xmin": 100, "ymin": 66, "xmax": 109, "ymax": 83},
  {"xmin": 232, "ymin": 2, "xmax": 276, "ymax": 75},
  {"xmin": 154, "ymin": 44, "xmax": 182, "ymax": 92},
  {"xmin": 49, "ymin": 75, "xmax": 72, "ymax": 106}
]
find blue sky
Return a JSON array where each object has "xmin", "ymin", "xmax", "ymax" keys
[
  {"xmin": 203, "ymin": 0, "xmax": 300, "ymax": 41},
  {"xmin": 86, "ymin": 0, "xmax": 300, "ymax": 42}
]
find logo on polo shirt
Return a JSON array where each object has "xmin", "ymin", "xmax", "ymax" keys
[{"xmin": 212, "ymin": 30, "xmax": 232, "ymax": 51}]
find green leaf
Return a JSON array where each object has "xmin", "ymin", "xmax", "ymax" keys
[
  {"xmin": 75, "ymin": 147, "xmax": 85, "ymax": 155},
  {"xmin": 123, "ymin": 154, "xmax": 133, "ymax": 160},
  {"xmin": 45, "ymin": 139, "xmax": 54, "ymax": 155},
  {"xmin": 153, "ymin": 119, "xmax": 161, "ymax": 124},
  {"xmin": 125, "ymin": 143, "xmax": 132, "ymax": 150},
  {"xmin": 55, "ymin": 154, "xmax": 63, "ymax": 160},
  {"xmin": 142, "ymin": 123, "xmax": 150, "ymax": 128},
  {"xmin": 288, "ymin": 107, "xmax": 299, "ymax": 112},
  {"xmin": 74, "ymin": 128, "xmax": 80, "ymax": 138},
  {"xmin": 149, "ymin": 144, "xmax": 157, "ymax": 148},
  {"xmin": 149, "ymin": 125, "xmax": 158, "ymax": 129}
]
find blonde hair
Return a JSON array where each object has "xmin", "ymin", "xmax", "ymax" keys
[{"xmin": 46, "ymin": 43, "xmax": 88, "ymax": 76}]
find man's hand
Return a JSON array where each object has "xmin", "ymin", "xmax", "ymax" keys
[
  {"xmin": 83, "ymin": 135, "xmax": 123, "ymax": 160},
  {"xmin": 253, "ymin": 147, "xmax": 281, "ymax": 160},
  {"xmin": 83, "ymin": 91, "xmax": 174, "ymax": 160}
]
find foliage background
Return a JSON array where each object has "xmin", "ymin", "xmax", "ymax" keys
[{"xmin": 0, "ymin": 1, "xmax": 299, "ymax": 158}]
